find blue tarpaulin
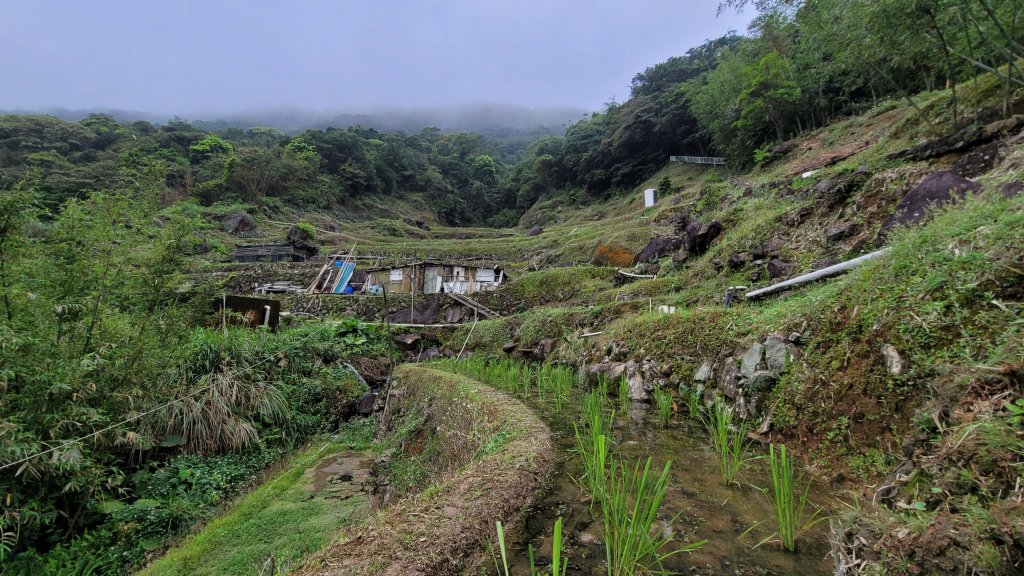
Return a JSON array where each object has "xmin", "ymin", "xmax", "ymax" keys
[{"xmin": 332, "ymin": 262, "xmax": 356, "ymax": 294}]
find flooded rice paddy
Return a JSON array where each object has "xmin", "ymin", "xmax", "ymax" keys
[{"xmin": 509, "ymin": 401, "xmax": 834, "ymax": 576}]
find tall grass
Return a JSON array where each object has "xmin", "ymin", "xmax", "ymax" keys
[
  {"xmin": 765, "ymin": 444, "xmax": 824, "ymax": 552},
  {"xmin": 701, "ymin": 398, "xmax": 754, "ymax": 486},
  {"xmin": 492, "ymin": 517, "xmax": 568, "ymax": 576},
  {"xmin": 600, "ymin": 457, "xmax": 705, "ymax": 576},
  {"xmin": 653, "ymin": 389, "xmax": 674, "ymax": 426}
]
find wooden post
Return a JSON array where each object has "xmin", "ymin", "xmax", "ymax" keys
[{"xmin": 409, "ymin": 265, "xmax": 416, "ymax": 323}]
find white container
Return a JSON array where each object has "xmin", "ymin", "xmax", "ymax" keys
[{"xmin": 643, "ymin": 188, "xmax": 656, "ymax": 208}]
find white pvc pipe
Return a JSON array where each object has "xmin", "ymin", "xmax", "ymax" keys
[
  {"xmin": 263, "ymin": 305, "xmax": 272, "ymax": 326},
  {"xmin": 745, "ymin": 248, "xmax": 891, "ymax": 300}
]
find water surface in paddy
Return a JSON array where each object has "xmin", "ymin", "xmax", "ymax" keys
[{"xmin": 507, "ymin": 400, "xmax": 835, "ymax": 576}]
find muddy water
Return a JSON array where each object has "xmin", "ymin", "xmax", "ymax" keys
[
  {"xmin": 311, "ymin": 450, "xmax": 374, "ymax": 500},
  {"xmin": 508, "ymin": 401, "xmax": 834, "ymax": 576}
]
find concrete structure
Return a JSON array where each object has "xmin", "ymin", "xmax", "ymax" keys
[
  {"xmin": 644, "ymin": 188, "xmax": 656, "ymax": 208},
  {"xmin": 365, "ymin": 261, "xmax": 505, "ymax": 295}
]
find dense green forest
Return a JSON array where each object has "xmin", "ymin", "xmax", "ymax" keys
[
  {"xmin": 1, "ymin": 0, "xmax": 1019, "ymax": 227},
  {"xmin": 1, "ymin": 0, "xmax": 1022, "ymax": 573}
]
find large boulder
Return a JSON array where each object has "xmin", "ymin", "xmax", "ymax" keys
[
  {"xmin": 752, "ymin": 237, "xmax": 785, "ymax": 260},
  {"xmin": 767, "ymin": 259, "xmax": 798, "ymax": 279},
  {"xmin": 525, "ymin": 226, "xmax": 544, "ymax": 237},
  {"xmin": 356, "ymin": 392, "xmax": 379, "ymax": 416},
  {"xmin": 589, "ymin": 362, "xmax": 627, "ymax": 383},
  {"xmin": 221, "ymin": 213, "xmax": 256, "ymax": 234},
  {"xmin": 740, "ymin": 342, "xmax": 764, "ymax": 378},
  {"xmin": 694, "ymin": 360, "xmax": 715, "ymax": 382},
  {"xmin": 954, "ymin": 142, "xmax": 1003, "ymax": 178},
  {"xmin": 287, "ymin": 224, "xmax": 316, "ymax": 248},
  {"xmin": 764, "ymin": 334, "xmax": 790, "ymax": 374},
  {"xmin": 683, "ymin": 221, "xmax": 723, "ymax": 255},
  {"xmin": 717, "ymin": 357, "xmax": 741, "ymax": 400},
  {"xmin": 825, "ymin": 222, "xmax": 854, "ymax": 243},
  {"xmin": 634, "ymin": 235, "xmax": 682, "ymax": 263},
  {"xmin": 877, "ymin": 171, "xmax": 981, "ymax": 241}
]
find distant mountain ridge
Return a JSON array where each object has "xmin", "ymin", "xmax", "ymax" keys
[{"xmin": 0, "ymin": 103, "xmax": 590, "ymax": 136}]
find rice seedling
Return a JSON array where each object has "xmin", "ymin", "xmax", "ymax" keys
[
  {"xmin": 763, "ymin": 444, "xmax": 825, "ymax": 552},
  {"xmin": 617, "ymin": 374, "xmax": 630, "ymax": 411},
  {"xmin": 701, "ymin": 398, "xmax": 755, "ymax": 486},
  {"xmin": 595, "ymin": 373, "xmax": 609, "ymax": 401},
  {"xmin": 574, "ymin": 392, "xmax": 613, "ymax": 503},
  {"xmin": 538, "ymin": 363, "xmax": 574, "ymax": 410},
  {"xmin": 653, "ymin": 388, "xmax": 674, "ymax": 426},
  {"xmin": 600, "ymin": 457, "xmax": 705, "ymax": 576},
  {"xmin": 491, "ymin": 517, "xmax": 568, "ymax": 576},
  {"xmin": 685, "ymin": 386, "xmax": 702, "ymax": 420}
]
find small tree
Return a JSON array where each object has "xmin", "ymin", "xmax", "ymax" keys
[{"xmin": 657, "ymin": 175, "xmax": 672, "ymax": 198}]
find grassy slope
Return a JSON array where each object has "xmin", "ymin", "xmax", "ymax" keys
[{"xmin": 142, "ymin": 422, "xmax": 376, "ymax": 576}]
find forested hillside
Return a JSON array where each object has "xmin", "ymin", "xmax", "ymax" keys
[{"xmin": 1, "ymin": 1, "xmax": 1022, "ymax": 575}]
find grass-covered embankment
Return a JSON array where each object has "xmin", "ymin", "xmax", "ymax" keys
[
  {"xmin": 141, "ymin": 420, "xmax": 376, "ymax": 576},
  {"xmin": 296, "ymin": 365, "xmax": 555, "ymax": 576}
]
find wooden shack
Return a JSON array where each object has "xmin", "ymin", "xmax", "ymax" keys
[{"xmin": 364, "ymin": 261, "xmax": 505, "ymax": 295}]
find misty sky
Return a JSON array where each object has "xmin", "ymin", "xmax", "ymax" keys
[{"xmin": 2, "ymin": 1, "xmax": 752, "ymax": 116}]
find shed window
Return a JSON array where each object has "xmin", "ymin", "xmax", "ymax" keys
[
  {"xmin": 476, "ymin": 268, "xmax": 495, "ymax": 282},
  {"xmin": 390, "ymin": 269, "xmax": 403, "ymax": 282}
]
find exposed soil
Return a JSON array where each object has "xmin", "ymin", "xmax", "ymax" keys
[{"xmin": 311, "ymin": 450, "xmax": 375, "ymax": 497}]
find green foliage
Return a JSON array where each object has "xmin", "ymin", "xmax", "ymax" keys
[
  {"xmin": 141, "ymin": 433, "xmax": 373, "ymax": 576},
  {"xmin": 573, "ymin": 392, "xmax": 613, "ymax": 505},
  {"xmin": 761, "ymin": 444, "xmax": 824, "ymax": 552},
  {"xmin": 656, "ymin": 175, "xmax": 672, "ymax": 198},
  {"xmin": 1005, "ymin": 399, "xmax": 1024, "ymax": 427},
  {"xmin": 296, "ymin": 221, "xmax": 317, "ymax": 238},
  {"xmin": 491, "ymin": 517, "xmax": 568, "ymax": 576},
  {"xmin": 702, "ymin": 398, "xmax": 755, "ymax": 486},
  {"xmin": 0, "ymin": 182, "xmax": 389, "ymax": 572},
  {"xmin": 653, "ymin": 388, "xmax": 674, "ymax": 426},
  {"xmin": 601, "ymin": 457, "xmax": 704, "ymax": 575}
]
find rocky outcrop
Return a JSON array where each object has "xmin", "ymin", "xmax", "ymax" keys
[
  {"xmin": 634, "ymin": 235, "xmax": 683, "ymax": 263},
  {"xmin": 890, "ymin": 112, "xmax": 1024, "ymax": 162},
  {"xmin": 954, "ymin": 142, "xmax": 1003, "ymax": 178},
  {"xmin": 692, "ymin": 332, "xmax": 797, "ymax": 421},
  {"xmin": 752, "ymin": 237, "xmax": 785, "ymax": 260},
  {"xmin": 525, "ymin": 226, "xmax": 544, "ymax": 237},
  {"xmin": 877, "ymin": 171, "xmax": 981, "ymax": 241},
  {"xmin": 683, "ymin": 220, "xmax": 723, "ymax": 255},
  {"xmin": 221, "ymin": 213, "xmax": 256, "ymax": 234},
  {"xmin": 767, "ymin": 258, "xmax": 797, "ymax": 279},
  {"xmin": 589, "ymin": 358, "xmax": 668, "ymax": 402},
  {"xmin": 825, "ymin": 221, "xmax": 855, "ymax": 243}
]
